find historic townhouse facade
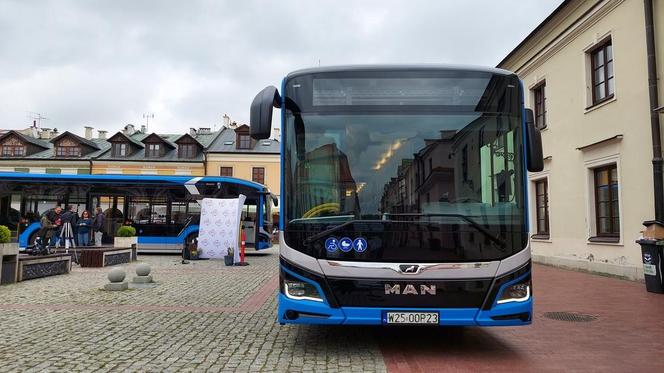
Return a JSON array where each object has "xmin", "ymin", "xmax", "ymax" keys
[
  {"xmin": 205, "ymin": 124, "xmax": 281, "ymax": 198},
  {"xmin": 0, "ymin": 129, "xmax": 109, "ymax": 174},
  {"xmin": 498, "ymin": 0, "xmax": 664, "ymax": 279},
  {"xmin": 91, "ymin": 125, "xmax": 217, "ymax": 176}
]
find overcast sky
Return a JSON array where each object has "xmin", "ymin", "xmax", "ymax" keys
[{"xmin": 0, "ymin": 0, "xmax": 563, "ymax": 135}]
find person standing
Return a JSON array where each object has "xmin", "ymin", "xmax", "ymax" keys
[
  {"xmin": 50, "ymin": 206, "xmax": 63, "ymax": 247},
  {"xmin": 93, "ymin": 207, "xmax": 105, "ymax": 246},
  {"xmin": 60, "ymin": 205, "xmax": 76, "ymax": 249},
  {"xmin": 77, "ymin": 210, "xmax": 92, "ymax": 246}
]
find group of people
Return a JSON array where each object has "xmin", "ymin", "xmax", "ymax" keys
[{"xmin": 37, "ymin": 205, "xmax": 106, "ymax": 248}]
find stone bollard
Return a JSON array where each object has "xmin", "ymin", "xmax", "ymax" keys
[
  {"xmin": 132, "ymin": 263, "xmax": 153, "ymax": 284},
  {"xmin": 104, "ymin": 268, "xmax": 128, "ymax": 291}
]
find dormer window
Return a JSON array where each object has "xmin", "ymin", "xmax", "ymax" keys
[
  {"xmin": 147, "ymin": 143, "xmax": 161, "ymax": 158},
  {"xmin": 56, "ymin": 145, "xmax": 81, "ymax": 157},
  {"xmin": 178, "ymin": 143, "xmax": 197, "ymax": 158},
  {"xmin": 2, "ymin": 145, "xmax": 25, "ymax": 157},
  {"xmin": 238, "ymin": 134, "xmax": 251, "ymax": 149},
  {"xmin": 112, "ymin": 143, "xmax": 128, "ymax": 157}
]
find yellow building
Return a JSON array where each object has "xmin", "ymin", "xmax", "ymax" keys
[
  {"xmin": 498, "ymin": 0, "xmax": 664, "ymax": 279},
  {"xmin": 205, "ymin": 124, "xmax": 280, "ymax": 197}
]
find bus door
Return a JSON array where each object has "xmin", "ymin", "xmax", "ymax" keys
[
  {"xmin": 91, "ymin": 194, "xmax": 125, "ymax": 244},
  {"xmin": 241, "ymin": 202, "xmax": 257, "ymax": 247}
]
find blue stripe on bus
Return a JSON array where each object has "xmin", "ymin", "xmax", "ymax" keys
[
  {"xmin": 0, "ymin": 172, "xmax": 266, "ymax": 191},
  {"xmin": 19, "ymin": 222, "xmax": 41, "ymax": 248},
  {"xmin": 277, "ymin": 294, "xmax": 532, "ymax": 326}
]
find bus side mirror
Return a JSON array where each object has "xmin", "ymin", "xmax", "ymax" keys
[
  {"xmin": 525, "ymin": 109, "xmax": 544, "ymax": 172},
  {"xmin": 250, "ymin": 86, "xmax": 281, "ymax": 140}
]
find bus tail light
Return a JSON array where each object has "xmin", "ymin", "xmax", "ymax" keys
[{"xmin": 497, "ymin": 279, "xmax": 531, "ymax": 304}]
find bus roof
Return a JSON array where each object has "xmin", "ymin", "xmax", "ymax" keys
[
  {"xmin": 0, "ymin": 172, "xmax": 268, "ymax": 192},
  {"xmin": 286, "ymin": 64, "xmax": 516, "ymax": 79}
]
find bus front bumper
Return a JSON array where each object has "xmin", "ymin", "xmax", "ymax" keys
[{"xmin": 277, "ymin": 293, "xmax": 532, "ymax": 326}]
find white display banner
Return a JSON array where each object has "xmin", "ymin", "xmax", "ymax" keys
[{"xmin": 197, "ymin": 195, "xmax": 246, "ymax": 261}]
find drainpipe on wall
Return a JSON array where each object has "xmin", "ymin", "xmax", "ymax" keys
[{"xmin": 645, "ymin": 0, "xmax": 663, "ymax": 221}]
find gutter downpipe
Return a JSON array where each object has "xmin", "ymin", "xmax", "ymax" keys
[{"xmin": 645, "ymin": 0, "xmax": 663, "ymax": 221}]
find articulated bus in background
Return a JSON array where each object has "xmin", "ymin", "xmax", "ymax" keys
[
  {"xmin": 0, "ymin": 173, "xmax": 276, "ymax": 253},
  {"xmin": 250, "ymin": 65, "xmax": 543, "ymax": 326}
]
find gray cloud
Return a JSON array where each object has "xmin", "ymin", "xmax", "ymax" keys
[{"xmin": 0, "ymin": 0, "xmax": 562, "ymax": 134}]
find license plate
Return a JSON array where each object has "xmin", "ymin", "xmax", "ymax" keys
[{"xmin": 382, "ymin": 311, "xmax": 439, "ymax": 325}]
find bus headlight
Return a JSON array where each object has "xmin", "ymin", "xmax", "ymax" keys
[
  {"xmin": 497, "ymin": 279, "xmax": 531, "ymax": 304},
  {"xmin": 282, "ymin": 270, "xmax": 324, "ymax": 302}
]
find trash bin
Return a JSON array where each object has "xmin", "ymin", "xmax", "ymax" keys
[{"xmin": 636, "ymin": 239, "xmax": 664, "ymax": 294}]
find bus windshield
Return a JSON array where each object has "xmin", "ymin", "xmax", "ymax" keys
[{"xmin": 283, "ymin": 71, "xmax": 527, "ymax": 262}]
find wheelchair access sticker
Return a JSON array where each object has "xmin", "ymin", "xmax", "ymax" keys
[{"xmin": 325, "ymin": 237, "xmax": 339, "ymax": 252}]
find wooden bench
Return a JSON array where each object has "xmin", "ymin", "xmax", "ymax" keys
[
  {"xmin": 18, "ymin": 253, "xmax": 71, "ymax": 281},
  {"xmin": 56, "ymin": 246, "xmax": 137, "ymax": 267}
]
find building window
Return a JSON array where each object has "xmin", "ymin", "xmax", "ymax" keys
[
  {"xmin": 590, "ymin": 40, "xmax": 614, "ymax": 105},
  {"xmin": 56, "ymin": 146, "xmax": 81, "ymax": 157},
  {"xmin": 532, "ymin": 81, "xmax": 546, "ymax": 129},
  {"xmin": 594, "ymin": 164, "xmax": 619, "ymax": 238},
  {"xmin": 112, "ymin": 143, "xmax": 127, "ymax": 157},
  {"xmin": 534, "ymin": 179, "xmax": 549, "ymax": 238},
  {"xmin": 146, "ymin": 144, "xmax": 161, "ymax": 158},
  {"xmin": 2, "ymin": 145, "xmax": 25, "ymax": 157},
  {"xmin": 220, "ymin": 167, "xmax": 233, "ymax": 177},
  {"xmin": 178, "ymin": 144, "xmax": 196, "ymax": 158},
  {"xmin": 238, "ymin": 135, "xmax": 251, "ymax": 149},
  {"xmin": 252, "ymin": 167, "xmax": 265, "ymax": 184}
]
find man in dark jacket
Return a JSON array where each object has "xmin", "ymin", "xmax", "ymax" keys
[{"xmin": 92, "ymin": 207, "xmax": 105, "ymax": 246}]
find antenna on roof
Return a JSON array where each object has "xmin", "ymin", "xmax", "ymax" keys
[
  {"xmin": 26, "ymin": 111, "xmax": 49, "ymax": 128},
  {"xmin": 142, "ymin": 113, "xmax": 154, "ymax": 132}
]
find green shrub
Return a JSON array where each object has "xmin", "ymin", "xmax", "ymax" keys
[
  {"xmin": 116, "ymin": 225, "xmax": 136, "ymax": 237},
  {"xmin": 0, "ymin": 225, "xmax": 10, "ymax": 243}
]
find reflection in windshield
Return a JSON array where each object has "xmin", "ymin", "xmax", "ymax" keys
[
  {"xmin": 283, "ymin": 113, "xmax": 526, "ymax": 262},
  {"xmin": 286, "ymin": 114, "xmax": 522, "ymax": 223}
]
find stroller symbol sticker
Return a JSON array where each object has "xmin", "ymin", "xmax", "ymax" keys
[
  {"xmin": 325, "ymin": 237, "xmax": 339, "ymax": 252},
  {"xmin": 353, "ymin": 238, "xmax": 367, "ymax": 253},
  {"xmin": 339, "ymin": 237, "xmax": 353, "ymax": 252}
]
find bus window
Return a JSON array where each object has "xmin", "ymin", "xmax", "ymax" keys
[
  {"xmin": 129, "ymin": 197, "xmax": 151, "ymax": 224},
  {"xmin": 171, "ymin": 201, "xmax": 188, "ymax": 224}
]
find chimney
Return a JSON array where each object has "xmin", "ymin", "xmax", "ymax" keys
[
  {"xmin": 140, "ymin": 124, "xmax": 147, "ymax": 133},
  {"xmin": 272, "ymin": 128, "xmax": 280, "ymax": 140},
  {"xmin": 190, "ymin": 128, "xmax": 197, "ymax": 136},
  {"xmin": 39, "ymin": 128, "xmax": 52, "ymax": 140},
  {"xmin": 123, "ymin": 124, "xmax": 135, "ymax": 136},
  {"xmin": 198, "ymin": 127, "xmax": 211, "ymax": 134},
  {"xmin": 84, "ymin": 126, "xmax": 93, "ymax": 140},
  {"xmin": 98, "ymin": 130, "xmax": 107, "ymax": 139},
  {"xmin": 223, "ymin": 114, "xmax": 231, "ymax": 127}
]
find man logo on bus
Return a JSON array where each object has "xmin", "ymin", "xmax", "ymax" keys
[
  {"xmin": 384, "ymin": 284, "xmax": 436, "ymax": 295},
  {"xmin": 399, "ymin": 265, "xmax": 420, "ymax": 274}
]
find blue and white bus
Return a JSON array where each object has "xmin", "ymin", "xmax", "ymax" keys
[
  {"xmin": 0, "ymin": 173, "xmax": 276, "ymax": 253},
  {"xmin": 250, "ymin": 65, "xmax": 543, "ymax": 326}
]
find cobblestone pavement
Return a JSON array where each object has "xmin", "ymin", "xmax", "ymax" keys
[{"xmin": 1, "ymin": 250, "xmax": 663, "ymax": 372}]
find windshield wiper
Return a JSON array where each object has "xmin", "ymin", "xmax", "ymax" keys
[
  {"xmin": 301, "ymin": 219, "xmax": 385, "ymax": 247},
  {"xmin": 384, "ymin": 213, "xmax": 506, "ymax": 248}
]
